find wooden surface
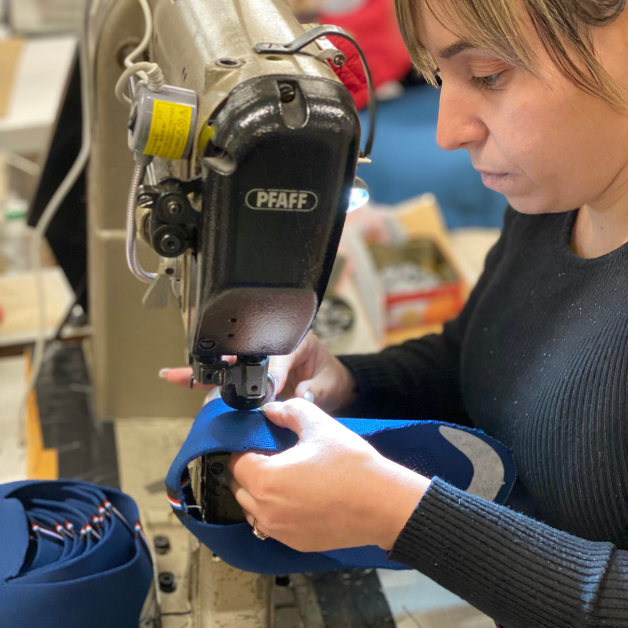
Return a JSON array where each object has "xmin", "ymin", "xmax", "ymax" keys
[
  {"xmin": 25, "ymin": 352, "xmax": 58, "ymax": 479},
  {"xmin": 0, "ymin": 355, "xmax": 27, "ymax": 482},
  {"xmin": 0, "ymin": 38, "xmax": 23, "ymax": 118},
  {"xmin": 0, "ymin": 267, "xmax": 74, "ymax": 347},
  {"xmin": 0, "ymin": 352, "xmax": 58, "ymax": 482}
]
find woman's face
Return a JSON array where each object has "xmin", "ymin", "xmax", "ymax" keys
[{"xmin": 417, "ymin": 4, "xmax": 628, "ymax": 215}]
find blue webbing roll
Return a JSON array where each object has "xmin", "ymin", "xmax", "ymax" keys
[
  {"xmin": 166, "ymin": 399, "xmax": 516, "ymax": 575},
  {"xmin": 0, "ymin": 480, "xmax": 153, "ymax": 628}
]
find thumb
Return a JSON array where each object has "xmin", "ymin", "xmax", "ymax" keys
[
  {"xmin": 260, "ymin": 398, "xmax": 330, "ymax": 440},
  {"xmin": 294, "ymin": 378, "xmax": 320, "ymax": 404}
]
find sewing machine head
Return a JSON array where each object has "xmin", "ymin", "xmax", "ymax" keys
[{"xmin": 119, "ymin": 1, "xmax": 369, "ymax": 410}]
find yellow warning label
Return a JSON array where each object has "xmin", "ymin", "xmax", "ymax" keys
[{"xmin": 144, "ymin": 100, "xmax": 192, "ymax": 160}]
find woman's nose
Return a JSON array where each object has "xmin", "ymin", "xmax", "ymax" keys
[{"xmin": 436, "ymin": 82, "xmax": 488, "ymax": 151}]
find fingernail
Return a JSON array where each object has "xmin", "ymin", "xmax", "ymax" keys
[
  {"xmin": 303, "ymin": 390, "xmax": 314, "ymax": 403},
  {"xmin": 258, "ymin": 401, "xmax": 280, "ymax": 417},
  {"xmin": 258, "ymin": 404, "xmax": 272, "ymax": 419},
  {"xmin": 159, "ymin": 368, "xmax": 170, "ymax": 379}
]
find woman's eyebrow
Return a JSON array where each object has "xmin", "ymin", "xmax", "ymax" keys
[{"xmin": 439, "ymin": 40, "xmax": 475, "ymax": 59}]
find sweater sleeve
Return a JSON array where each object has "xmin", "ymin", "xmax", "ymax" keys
[
  {"xmin": 389, "ymin": 477, "xmax": 628, "ymax": 628},
  {"xmin": 338, "ymin": 210, "xmax": 514, "ymax": 422}
]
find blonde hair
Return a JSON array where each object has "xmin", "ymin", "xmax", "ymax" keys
[{"xmin": 395, "ymin": 0, "xmax": 628, "ymax": 111}]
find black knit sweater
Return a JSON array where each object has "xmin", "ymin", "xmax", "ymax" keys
[{"xmin": 339, "ymin": 207, "xmax": 628, "ymax": 628}]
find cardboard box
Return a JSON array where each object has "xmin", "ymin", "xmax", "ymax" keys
[{"xmin": 370, "ymin": 238, "xmax": 465, "ymax": 331}]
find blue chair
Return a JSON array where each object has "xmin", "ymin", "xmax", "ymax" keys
[{"xmin": 359, "ymin": 86, "xmax": 508, "ymax": 229}]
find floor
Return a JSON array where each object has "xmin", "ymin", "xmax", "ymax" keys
[
  {"xmin": 270, "ymin": 568, "xmax": 496, "ymax": 628},
  {"xmin": 377, "ymin": 570, "xmax": 495, "ymax": 628}
]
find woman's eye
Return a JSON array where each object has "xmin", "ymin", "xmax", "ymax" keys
[{"xmin": 471, "ymin": 71, "xmax": 506, "ymax": 89}]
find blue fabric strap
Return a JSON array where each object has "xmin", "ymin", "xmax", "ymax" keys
[
  {"xmin": 166, "ymin": 399, "xmax": 516, "ymax": 575},
  {"xmin": 0, "ymin": 480, "xmax": 153, "ymax": 628}
]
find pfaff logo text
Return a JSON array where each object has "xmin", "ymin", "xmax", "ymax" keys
[{"xmin": 246, "ymin": 189, "xmax": 318, "ymax": 211}]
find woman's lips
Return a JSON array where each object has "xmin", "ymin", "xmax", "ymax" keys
[{"xmin": 478, "ymin": 171, "xmax": 515, "ymax": 191}]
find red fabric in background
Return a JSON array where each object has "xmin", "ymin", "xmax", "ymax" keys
[
  {"xmin": 326, "ymin": 35, "xmax": 369, "ymax": 110},
  {"xmin": 321, "ymin": 0, "xmax": 411, "ymax": 109}
]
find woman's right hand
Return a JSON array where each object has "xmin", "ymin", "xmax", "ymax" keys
[{"xmin": 159, "ymin": 332, "xmax": 357, "ymax": 413}]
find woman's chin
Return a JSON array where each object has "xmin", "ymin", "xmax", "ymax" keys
[{"xmin": 506, "ymin": 193, "xmax": 574, "ymax": 216}]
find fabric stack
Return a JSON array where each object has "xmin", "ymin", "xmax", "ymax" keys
[{"xmin": 0, "ymin": 480, "xmax": 153, "ymax": 628}]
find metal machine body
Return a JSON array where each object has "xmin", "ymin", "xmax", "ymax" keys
[
  {"xmin": 133, "ymin": 64, "xmax": 360, "ymax": 408},
  {"xmin": 125, "ymin": 0, "xmax": 361, "ymax": 410},
  {"xmin": 87, "ymin": 0, "xmax": 365, "ymax": 624},
  {"xmin": 87, "ymin": 0, "xmax": 362, "ymax": 418},
  {"xmin": 91, "ymin": 0, "xmax": 363, "ymax": 410}
]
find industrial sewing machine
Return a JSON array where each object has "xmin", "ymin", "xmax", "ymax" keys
[
  {"xmin": 86, "ymin": 0, "xmax": 371, "ymax": 624},
  {"xmin": 93, "ymin": 0, "xmax": 371, "ymax": 412}
]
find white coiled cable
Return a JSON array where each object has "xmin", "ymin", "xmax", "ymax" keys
[{"xmin": 115, "ymin": 61, "xmax": 164, "ymax": 104}]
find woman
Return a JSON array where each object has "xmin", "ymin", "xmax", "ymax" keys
[{"xmin": 162, "ymin": 1, "xmax": 628, "ymax": 625}]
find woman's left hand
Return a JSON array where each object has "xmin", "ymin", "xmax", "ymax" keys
[{"xmin": 229, "ymin": 398, "xmax": 431, "ymax": 552}]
